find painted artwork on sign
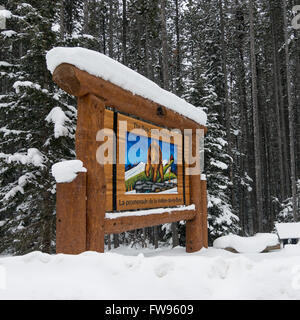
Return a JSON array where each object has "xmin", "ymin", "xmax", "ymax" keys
[{"xmin": 125, "ymin": 132, "xmax": 178, "ymax": 194}]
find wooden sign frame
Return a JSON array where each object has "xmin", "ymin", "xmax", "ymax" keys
[
  {"xmin": 103, "ymin": 110, "xmax": 190, "ymax": 212},
  {"xmin": 53, "ymin": 63, "xmax": 208, "ymax": 254}
]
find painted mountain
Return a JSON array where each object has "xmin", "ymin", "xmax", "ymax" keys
[{"xmin": 125, "ymin": 133, "xmax": 178, "ymax": 194}]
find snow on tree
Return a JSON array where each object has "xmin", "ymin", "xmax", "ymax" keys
[
  {"xmin": 188, "ymin": 80, "xmax": 240, "ymax": 243},
  {"xmin": 181, "ymin": 0, "xmax": 240, "ymax": 243},
  {"xmin": 275, "ymin": 180, "xmax": 300, "ymax": 224},
  {"xmin": 0, "ymin": 1, "xmax": 76, "ymax": 254}
]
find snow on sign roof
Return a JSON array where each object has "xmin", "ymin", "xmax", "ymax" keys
[
  {"xmin": 46, "ymin": 47, "xmax": 207, "ymax": 126},
  {"xmin": 275, "ymin": 222, "xmax": 300, "ymax": 240}
]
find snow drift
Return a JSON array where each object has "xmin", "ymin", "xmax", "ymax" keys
[{"xmin": 1, "ymin": 246, "xmax": 300, "ymax": 299}]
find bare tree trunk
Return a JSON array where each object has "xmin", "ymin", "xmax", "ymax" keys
[
  {"xmin": 234, "ymin": 1, "xmax": 254, "ymax": 234},
  {"xmin": 159, "ymin": 0, "xmax": 178, "ymax": 244},
  {"xmin": 122, "ymin": 0, "xmax": 127, "ymax": 65},
  {"xmin": 144, "ymin": 20, "xmax": 155, "ymax": 250},
  {"xmin": 278, "ymin": 59, "xmax": 290, "ymax": 197},
  {"xmin": 283, "ymin": 0, "xmax": 298, "ymax": 221},
  {"xmin": 293, "ymin": 7, "xmax": 300, "ymax": 177},
  {"xmin": 160, "ymin": 0, "xmax": 169, "ymax": 90},
  {"xmin": 60, "ymin": 0, "xmax": 65, "ymax": 40},
  {"xmin": 249, "ymin": 0, "xmax": 263, "ymax": 232},
  {"xmin": 136, "ymin": 5, "xmax": 142, "ymax": 74},
  {"xmin": 83, "ymin": 0, "xmax": 89, "ymax": 34},
  {"xmin": 219, "ymin": 0, "xmax": 233, "ymax": 192},
  {"xmin": 42, "ymin": 186, "xmax": 53, "ymax": 253},
  {"xmin": 113, "ymin": 234, "xmax": 119, "ymax": 248},
  {"xmin": 145, "ymin": 24, "xmax": 151, "ymax": 79},
  {"xmin": 102, "ymin": 15, "xmax": 106, "ymax": 55},
  {"xmin": 174, "ymin": 0, "xmax": 181, "ymax": 95},
  {"xmin": 153, "ymin": 226, "xmax": 159, "ymax": 249},
  {"xmin": 142, "ymin": 228, "xmax": 147, "ymax": 248},
  {"xmin": 270, "ymin": 2, "xmax": 286, "ymax": 201},
  {"xmin": 107, "ymin": 234, "xmax": 111, "ymax": 250},
  {"xmin": 171, "ymin": 222, "xmax": 179, "ymax": 247},
  {"xmin": 108, "ymin": 0, "xmax": 114, "ymax": 58},
  {"xmin": 149, "ymin": 37, "xmax": 156, "ymax": 82}
]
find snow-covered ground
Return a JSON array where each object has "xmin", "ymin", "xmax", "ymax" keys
[{"xmin": 1, "ymin": 245, "xmax": 300, "ymax": 299}]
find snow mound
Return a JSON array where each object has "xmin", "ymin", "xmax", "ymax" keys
[
  {"xmin": 1, "ymin": 246, "xmax": 300, "ymax": 299},
  {"xmin": 46, "ymin": 47, "xmax": 207, "ymax": 126},
  {"xmin": 51, "ymin": 160, "xmax": 87, "ymax": 183},
  {"xmin": 213, "ymin": 233, "xmax": 279, "ymax": 253},
  {"xmin": 275, "ymin": 222, "xmax": 300, "ymax": 240}
]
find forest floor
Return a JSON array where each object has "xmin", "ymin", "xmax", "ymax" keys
[{"xmin": 1, "ymin": 244, "xmax": 300, "ymax": 299}]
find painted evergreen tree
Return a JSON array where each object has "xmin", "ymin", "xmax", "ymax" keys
[{"xmin": 0, "ymin": 0, "xmax": 76, "ymax": 254}]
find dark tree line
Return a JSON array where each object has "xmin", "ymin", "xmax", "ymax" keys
[{"xmin": 0, "ymin": 0, "xmax": 299, "ymax": 254}]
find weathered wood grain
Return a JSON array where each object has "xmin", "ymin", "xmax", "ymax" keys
[
  {"xmin": 104, "ymin": 209, "xmax": 196, "ymax": 234},
  {"xmin": 185, "ymin": 129, "xmax": 207, "ymax": 252},
  {"xmin": 76, "ymin": 94, "xmax": 106, "ymax": 252},
  {"xmin": 201, "ymin": 179, "xmax": 208, "ymax": 248},
  {"xmin": 56, "ymin": 172, "xmax": 86, "ymax": 254}
]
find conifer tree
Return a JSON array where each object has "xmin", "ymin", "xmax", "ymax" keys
[
  {"xmin": 0, "ymin": 0, "xmax": 76, "ymax": 254},
  {"xmin": 182, "ymin": 0, "xmax": 240, "ymax": 243}
]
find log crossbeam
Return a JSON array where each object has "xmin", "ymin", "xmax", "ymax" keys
[{"xmin": 104, "ymin": 209, "xmax": 196, "ymax": 234}]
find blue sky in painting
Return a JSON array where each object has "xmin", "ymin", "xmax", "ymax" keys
[{"xmin": 125, "ymin": 132, "xmax": 177, "ymax": 170}]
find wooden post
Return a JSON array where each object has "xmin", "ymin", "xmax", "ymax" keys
[
  {"xmin": 185, "ymin": 129, "xmax": 205, "ymax": 252},
  {"xmin": 186, "ymin": 175, "xmax": 204, "ymax": 252},
  {"xmin": 201, "ymin": 179, "xmax": 208, "ymax": 248},
  {"xmin": 76, "ymin": 94, "xmax": 106, "ymax": 252},
  {"xmin": 56, "ymin": 172, "xmax": 87, "ymax": 254}
]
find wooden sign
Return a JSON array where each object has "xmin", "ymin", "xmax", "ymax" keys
[
  {"xmin": 52, "ymin": 62, "xmax": 208, "ymax": 254},
  {"xmin": 103, "ymin": 110, "xmax": 190, "ymax": 212}
]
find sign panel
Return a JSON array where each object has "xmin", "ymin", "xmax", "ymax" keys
[
  {"xmin": 124, "ymin": 131, "xmax": 178, "ymax": 194},
  {"xmin": 103, "ymin": 110, "xmax": 190, "ymax": 212}
]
